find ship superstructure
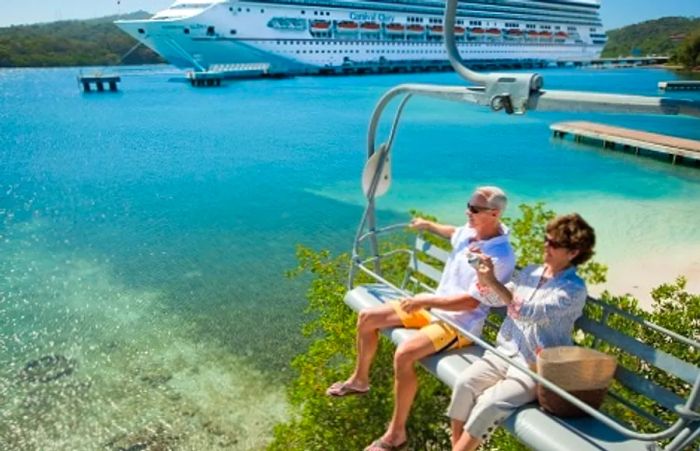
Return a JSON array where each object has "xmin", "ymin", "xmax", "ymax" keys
[{"xmin": 115, "ymin": 0, "xmax": 606, "ymax": 74}]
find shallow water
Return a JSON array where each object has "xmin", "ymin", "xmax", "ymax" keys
[{"xmin": 1, "ymin": 65, "xmax": 699, "ymax": 449}]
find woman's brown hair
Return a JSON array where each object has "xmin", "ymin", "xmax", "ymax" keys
[{"xmin": 546, "ymin": 214, "xmax": 596, "ymax": 266}]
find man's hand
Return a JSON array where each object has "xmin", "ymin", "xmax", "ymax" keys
[
  {"xmin": 409, "ymin": 217, "xmax": 431, "ymax": 231},
  {"xmin": 400, "ymin": 296, "xmax": 429, "ymax": 314},
  {"xmin": 472, "ymin": 252, "xmax": 498, "ymax": 286}
]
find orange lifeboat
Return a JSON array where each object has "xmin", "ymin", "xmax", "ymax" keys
[
  {"xmin": 428, "ymin": 25, "xmax": 444, "ymax": 36},
  {"xmin": 406, "ymin": 24, "xmax": 425, "ymax": 35},
  {"xmin": 554, "ymin": 31, "xmax": 568, "ymax": 40},
  {"xmin": 469, "ymin": 27, "xmax": 485, "ymax": 37},
  {"xmin": 385, "ymin": 23, "xmax": 405, "ymax": 34},
  {"xmin": 505, "ymin": 28, "xmax": 523, "ymax": 40},
  {"xmin": 310, "ymin": 20, "xmax": 331, "ymax": 32},
  {"xmin": 360, "ymin": 21, "xmax": 380, "ymax": 32},
  {"xmin": 337, "ymin": 20, "xmax": 359, "ymax": 32},
  {"xmin": 485, "ymin": 28, "xmax": 501, "ymax": 36},
  {"xmin": 526, "ymin": 30, "xmax": 540, "ymax": 40},
  {"xmin": 540, "ymin": 31, "xmax": 553, "ymax": 39},
  {"xmin": 454, "ymin": 26, "xmax": 466, "ymax": 35}
]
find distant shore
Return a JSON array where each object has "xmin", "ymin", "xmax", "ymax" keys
[{"xmin": 652, "ymin": 64, "xmax": 700, "ymax": 73}]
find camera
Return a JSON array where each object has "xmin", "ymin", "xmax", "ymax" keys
[{"xmin": 466, "ymin": 251, "xmax": 482, "ymax": 269}]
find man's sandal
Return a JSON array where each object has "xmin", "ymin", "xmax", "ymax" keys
[
  {"xmin": 363, "ymin": 438, "xmax": 408, "ymax": 451},
  {"xmin": 325, "ymin": 381, "xmax": 370, "ymax": 397}
]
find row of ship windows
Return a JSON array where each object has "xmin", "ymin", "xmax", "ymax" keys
[
  {"xmin": 406, "ymin": 16, "xmax": 465, "ymax": 25},
  {"xmin": 252, "ymin": 0, "xmax": 600, "ymax": 20},
  {"xmin": 281, "ymin": 49, "xmax": 551, "ymax": 54},
  {"xmin": 232, "ymin": 7, "xmax": 265, "ymax": 13},
  {"xmin": 464, "ymin": 21, "xmax": 578, "ymax": 31},
  {"xmin": 261, "ymin": 41, "xmax": 578, "ymax": 48},
  {"xmin": 228, "ymin": 5, "xmax": 600, "ymax": 28},
  {"xmin": 232, "ymin": 6, "xmax": 334, "ymax": 16},
  {"xmin": 272, "ymin": 40, "xmax": 568, "ymax": 46}
]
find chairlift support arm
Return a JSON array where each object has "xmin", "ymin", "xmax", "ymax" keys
[{"xmin": 367, "ymin": 85, "xmax": 700, "ymax": 158}]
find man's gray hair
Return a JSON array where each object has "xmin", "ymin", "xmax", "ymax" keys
[{"xmin": 476, "ymin": 186, "xmax": 508, "ymax": 212}]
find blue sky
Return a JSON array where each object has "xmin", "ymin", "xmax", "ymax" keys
[{"xmin": 0, "ymin": 0, "xmax": 698, "ymax": 29}]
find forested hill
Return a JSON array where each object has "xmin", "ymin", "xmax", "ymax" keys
[
  {"xmin": 0, "ymin": 12, "xmax": 163, "ymax": 67},
  {"xmin": 602, "ymin": 17, "xmax": 700, "ymax": 58}
]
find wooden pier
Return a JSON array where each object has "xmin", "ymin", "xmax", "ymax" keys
[
  {"xmin": 78, "ymin": 75, "xmax": 121, "ymax": 92},
  {"xmin": 551, "ymin": 121, "xmax": 700, "ymax": 166},
  {"xmin": 186, "ymin": 63, "xmax": 272, "ymax": 86},
  {"xmin": 658, "ymin": 80, "xmax": 700, "ymax": 91}
]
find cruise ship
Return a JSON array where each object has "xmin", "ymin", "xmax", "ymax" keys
[{"xmin": 115, "ymin": 0, "xmax": 607, "ymax": 75}]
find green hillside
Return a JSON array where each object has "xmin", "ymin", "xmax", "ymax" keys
[
  {"xmin": 602, "ymin": 16, "xmax": 700, "ymax": 58},
  {"xmin": 0, "ymin": 12, "xmax": 163, "ymax": 67}
]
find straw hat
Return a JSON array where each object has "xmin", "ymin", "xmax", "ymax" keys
[{"xmin": 536, "ymin": 346, "xmax": 617, "ymax": 417}]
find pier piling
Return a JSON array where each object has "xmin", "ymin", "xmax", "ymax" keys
[{"xmin": 78, "ymin": 75, "xmax": 121, "ymax": 93}]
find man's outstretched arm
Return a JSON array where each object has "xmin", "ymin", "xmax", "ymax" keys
[{"xmin": 409, "ymin": 218, "xmax": 456, "ymax": 239}]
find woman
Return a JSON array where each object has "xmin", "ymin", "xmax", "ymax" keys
[{"xmin": 447, "ymin": 213, "xmax": 596, "ymax": 451}]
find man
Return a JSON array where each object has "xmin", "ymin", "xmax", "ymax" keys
[{"xmin": 326, "ymin": 186, "xmax": 516, "ymax": 451}]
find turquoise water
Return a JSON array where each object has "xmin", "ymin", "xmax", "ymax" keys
[{"xmin": 1, "ymin": 66, "xmax": 699, "ymax": 449}]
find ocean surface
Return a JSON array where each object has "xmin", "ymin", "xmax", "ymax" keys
[{"xmin": 1, "ymin": 65, "xmax": 699, "ymax": 450}]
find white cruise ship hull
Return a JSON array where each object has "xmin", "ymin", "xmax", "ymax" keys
[{"xmin": 115, "ymin": 0, "xmax": 606, "ymax": 74}]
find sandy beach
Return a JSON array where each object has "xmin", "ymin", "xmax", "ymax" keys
[{"xmin": 591, "ymin": 244, "xmax": 700, "ymax": 310}]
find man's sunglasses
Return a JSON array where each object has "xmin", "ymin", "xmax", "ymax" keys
[{"xmin": 467, "ymin": 203, "xmax": 493, "ymax": 214}]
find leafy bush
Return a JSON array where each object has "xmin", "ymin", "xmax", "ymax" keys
[{"xmin": 269, "ymin": 246, "xmax": 454, "ymax": 451}]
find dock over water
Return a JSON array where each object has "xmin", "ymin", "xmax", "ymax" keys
[
  {"xmin": 78, "ymin": 75, "xmax": 121, "ymax": 92},
  {"xmin": 658, "ymin": 80, "xmax": 700, "ymax": 91},
  {"xmin": 187, "ymin": 63, "xmax": 272, "ymax": 86},
  {"xmin": 551, "ymin": 121, "xmax": 700, "ymax": 166}
]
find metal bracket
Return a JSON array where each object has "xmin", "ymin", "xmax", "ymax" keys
[{"xmin": 481, "ymin": 72, "xmax": 544, "ymax": 114}]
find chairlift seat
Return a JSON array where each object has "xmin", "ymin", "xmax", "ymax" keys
[
  {"xmin": 345, "ymin": 284, "xmax": 654, "ymax": 450},
  {"xmin": 345, "ymin": 232, "xmax": 692, "ymax": 451}
]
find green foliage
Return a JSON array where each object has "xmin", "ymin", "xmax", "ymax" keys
[
  {"xmin": 502, "ymin": 202, "xmax": 554, "ymax": 268},
  {"xmin": 0, "ymin": 12, "xmax": 162, "ymax": 67},
  {"xmin": 502, "ymin": 203, "xmax": 607, "ymax": 286},
  {"xmin": 270, "ymin": 245, "xmax": 453, "ymax": 451},
  {"xmin": 675, "ymin": 30, "xmax": 700, "ymax": 69},
  {"xmin": 602, "ymin": 16, "xmax": 700, "ymax": 58}
]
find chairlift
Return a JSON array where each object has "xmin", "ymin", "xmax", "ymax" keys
[{"xmin": 345, "ymin": 0, "xmax": 700, "ymax": 449}]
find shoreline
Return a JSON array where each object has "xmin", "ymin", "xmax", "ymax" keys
[{"xmin": 591, "ymin": 254, "xmax": 700, "ymax": 310}]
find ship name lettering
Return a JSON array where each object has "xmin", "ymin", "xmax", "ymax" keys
[{"xmin": 349, "ymin": 12, "xmax": 394, "ymax": 23}]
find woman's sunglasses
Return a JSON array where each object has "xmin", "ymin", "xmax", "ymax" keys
[{"xmin": 544, "ymin": 237, "xmax": 565, "ymax": 249}]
